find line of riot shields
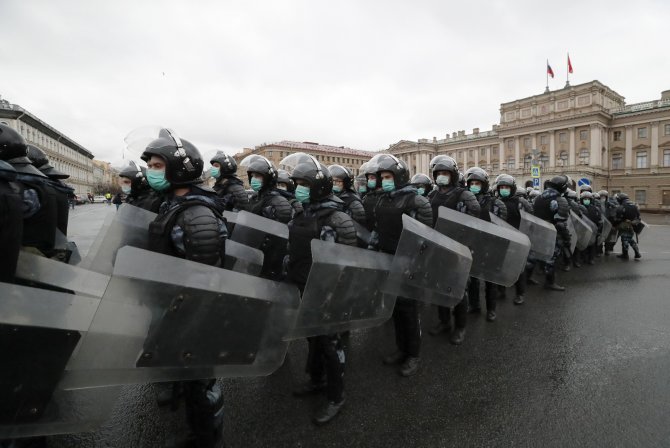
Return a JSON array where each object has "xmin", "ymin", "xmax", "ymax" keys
[{"xmin": 2, "ymin": 195, "xmax": 618, "ymax": 440}]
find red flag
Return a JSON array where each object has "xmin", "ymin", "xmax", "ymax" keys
[
  {"xmin": 568, "ymin": 54, "xmax": 573, "ymax": 74},
  {"xmin": 547, "ymin": 63, "xmax": 554, "ymax": 78}
]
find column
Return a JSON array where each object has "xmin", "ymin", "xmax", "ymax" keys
[
  {"xmin": 531, "ymin": 133, "xmax": 537, "ymax": 151},
  {"xmin": 499, "ymin": 142, "xmax": 504, "ymax": 168},
  {"xmin": 651, "ymin": 121, "xmax": 659, "ymax": 170},
  {"xmin": 590, "ymin": 123, "xmax": 602, "ymax": 167},
  {"xmin": 414, "ymin": 153, "xmax": 420, "ymax": 176},
  {"xmin": 625, "ymin": 125, "xmax": 633, "ymax": 170},
  {"xmin": 486, "ymin": 146, "xmax": 491, "ymax": 169},
  {"xmin": 514, "ymin": 137, "xmax": 520, "ymax": 170},
  {"xmin": 549, "ymin": 130, "xmax": 556, "ymax": 168},
  {"xmin": 463, "ymin": 148, "xmax": 468, "ymax": 169},
  {"xmin": 568, "ymin": 127, "xmax": 576, "ymax": 167}
]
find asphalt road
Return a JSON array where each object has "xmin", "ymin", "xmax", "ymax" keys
[{"xmin": 49, "ymin": 205, "xmax": 670, "ymax": 447}]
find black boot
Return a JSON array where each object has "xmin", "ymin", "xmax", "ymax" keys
[
  {"xmin": 428, "ymin": 322, "xmax": 452, "ymax": 336},
  {"xmin": 450, "ymin": 328, "xmax": 466, "ymax": 345},
  {"xmin": 617, "ymin": 250, "xmax": 629, "ymax": 260},
  {"xmin": 399, "ymin": 357, "xmax": 420, "ymax": 377},
  {"xmin": 313, "ymin": 398, "xmax": 345, "ymax": 425},
  {"xmin": 514, "ymin": 295, "xmax": 525, "ymax": 305},
  {"xmin": 382, "ymin": 350, "xmax": 406, "ymax": 365},
  {"xmin": 634, "ymin": 249, "xmax": 642, "ymax": 259},
  {"xmin": 544, "ymin": 273, "xmax": 565, "ymax": 291}
]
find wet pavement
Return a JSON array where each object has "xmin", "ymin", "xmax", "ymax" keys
[{"xmin": 49, "ymin": 207, "xmax": 670, "ymax": 447}]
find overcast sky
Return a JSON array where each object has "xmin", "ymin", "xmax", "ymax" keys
[{"xmin": 1, "ymin": 0, "xmax": 669, "ymax": 167}]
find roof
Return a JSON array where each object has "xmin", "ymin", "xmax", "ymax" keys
[{"xmin": 258, "ymin": 140, "xmax": 378, "ymax": 158}]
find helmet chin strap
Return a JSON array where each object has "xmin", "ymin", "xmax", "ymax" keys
[{"xmin": 166, "ymin": 128, "xmax": 195, "ymax": 172}]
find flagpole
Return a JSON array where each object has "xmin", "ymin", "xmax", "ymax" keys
[
  {"xmin": 566, "ymin": 52, "xmax": 570, "ymax": 88},
  {"xmin": 545, "ymin": 59, "xmax": 549, "ymax": 93}
]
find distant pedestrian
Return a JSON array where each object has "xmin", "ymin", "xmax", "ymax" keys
[
  {"xmin": 105, "ymin": 192, "xmax": 112, "ymax": 205},
  {"xmin": 112, "ymin": 192, "xmax": 123, "ymax": 210}
]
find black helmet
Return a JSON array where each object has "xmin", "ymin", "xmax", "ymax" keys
[
  {"xmin": 140, "ymin": 128, "xmax": 204, "ymax": 185},
  {"xmin": 328, "ymin": 164, "xmax": 354, "ymax": 190},
  {"xmin": 598, "ymin": 189, "xmax": 608, "ymax": 198},
  {"xmin": 210, "ymin": 151, "xmax": 237, "ymax": 176},
  {"xmin": 495, "ymin": 174, "xmax": 517, "ymax": 195},
  {"xmin": 281, "ymin": 152, "xmax": 332, "ymax": 201},
  {"xmin": 579, "ymin": 184, "xmax": 593, "ymax": 193},
  {"xmin": 566, "ymin": 188, "xmax": 578, "ymax": 200},
  {"xmin": 373, "ymin": 154, "xmax": 410, "ymax": 188},
  {"xmin": 465, "ymin": 167, "xmax": 490, "ymax": 193},
  {"xmin": 580, "ymin": 191, "xmax": 594, "ymax": 201},
  {"xmin": 617, "ymin": 192, "xmax": 629, "ymax": 203},
  {"xmin": 410, "ymin": 173, "xmax": 431, "ymax": 187},
  {"xmin": 0, "ymin": 160, "xmax": 17, "ymax": 182},
  {"xmin": 240, "ymin": 154, "xmax": 277, "ymax": 188},
  {"xmin": 592, "ymin": 192, "xmax": 600, "ymax": 200},
  {"xmin": 118, "ymin": 161, "xmax": 146, "ymax": 190},
  {"xmin": 0, "ymin": 123, "xmax": 29, "ymax": 162},
  {"xmin": 547, "ymin": 175, "xmax": 569, "ymax": 193},
  {"xmin": 429, "ymin": 155, "xmax": 459, "ymax": 183},
  {"xmin": 276, "ymin": 169, "xmax": 295, "ymax": 192},
  {"xmin": 26, "ymin": 144, "xmax": 69, "ymax": 179},
  {"xmin": 528, "ymin": 188, "xmax": 540, "ymax": 198}
]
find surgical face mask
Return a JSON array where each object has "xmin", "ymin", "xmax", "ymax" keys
[
  {"xmin": 121, "ymin": 185, "xmax": 132, "ymax": 195},
  {"xmin": 469, "ymin": 185, "xmax": 481, "ymax": 195},
  {"xmin": 358, "ymin": 185, "xmax": 367, "ymax": 194},
  {"xmin": 583, "ymin": 199, "xmax": 591, "ymax": 206},
  {"xmin": 417, "ymin": 187, "xmax": 425, "ymax": 196},
  {"xmin": 367, "ymin": 179, "xmax": 377, "ymax": 189},
  {"xmin": 381, "ymin": 179, "xmax": 395, "ymax": 192},
  {"xmin": 210, "ymin": 167, "xmax": 220, "ymax": 179},
  {"xmin": 295, "ymin": 185, "xmax": 311, "ymax": 203},
  {"xmin": 499, "ymin": 188, "xmax": 511, "ymax": 198},
  {"xmin": 436, "ymin": 175, "xmax": 450, "ymax": 186},
  {"xmin": 332, "ymin": 185, "xmax": 342, "ymax": 194},
  {"xmin": 146, "ymin": 169, "xmax": 171, "ymax": 191},
  {"xmin": 250, "ymin": 178, "xmax": 263, "ymax": 192}
]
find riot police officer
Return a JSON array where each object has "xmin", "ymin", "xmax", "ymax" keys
[
  {"xmin": 614, "ymin": 193, "xmax": 642, "ymax": 260},
  {"xmin": 140, "ymin": 128, "xmax": 227, "ymax": 448},
  {"xmin": 410, "ymin": 173, "xmax": 432, "ymax": 197},
  {"xmin": 283, "ymin": 153, "xmax": 357, "ymax": 425},
  {"xmin": 427, "ymin": 155, "xmax": 479, "ymax": 342},
  {"xmin": 371, "ymin": 154, "xmax": 433, "ymax": 376},
  {"xmin": 240, "ymin": 154, "xmax": 292, "ymax": 223},
  {"xmin": 579, "ymin": 191, "xmax": 602, "ymax": 264},
  {"xmin": 360, "ymin": 160, "xmax": 381, "ymax": 232},
  {"xmin": 209, "ymin": 151, "xmax": 249, "ymax": 212},
  {"xmin": 495, "ymin": 174, "xmax": 534, "ymax": 305},
  {"xmin": 564, "ymin": 189, "xmax": 586, "ymax": 269},
  {"xmin": 0, "ymin": 124, "xmax": 24, "ymax": 283},
  {"xmin": 117, "ymin": 160, "xmax": 162, "ymax": 212},
  {"xmin": 599, "ymin": 190, "xmax": 620, "ymax": 255},
  {"xmin": 276, "ymin": 169, "xmax": 303, "ymax": 218},
  {"xmin": 533, "ymin": 175, "xmax": 572, "ymax": 291},
  {"xmin": 328, "ymin": 164, "xmax": 366, "ymax": 225},
  {"xmin": 354, "ymin": 174, "xmax": 368, "ymax": 197},
  {"xmin": 465, "ymin": 167, "xmax": 507, "ymax": 322}
]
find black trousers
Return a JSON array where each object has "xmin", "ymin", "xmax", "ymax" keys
[
  {"xmin": 437, "ymin": 293, "xmax": 467, "ymax": 329},
  {"xmin": 183, "ymin": 379, "xmax": 224, "ymax": 448},
  {"xmin": 306, "ymin": 333, "xmax": 346, "ymax": 402},
  {"xmin": 393, "ymin": 297, "xmax": 421, "ymax": 358},
  {"xmin": 468, "ymin": 278, "xmax": 497, "ymax": 312}
]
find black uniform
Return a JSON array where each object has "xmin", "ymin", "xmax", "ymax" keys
[
  {"xmin": 16, "ymin": 172, "xmax": 58, "ymax": 255},
  {"xmin": 336, "ymin": 189, "xmax": 366, "ymax": 225},
  {"xmin": 0, "ymin": 162, "xmax": 23, "ymax": 283},
  {"xmin": 615, "ymin": 199, "xmax": 641, "ymax": 258},
  {"xmin": 276, "ymin": 188, "xmax": 303, "ymax": 219},
  {"xmin": 127, "ymin": 186, "xmax": 163, "ymax": 213},
  {"xmin": 533, "ymin": 187, "xmax": 571, "ymax": 286},
  {"xmin": 428, "ymin": 185, "xmax": 480, "ymax": 330},
  {"xmin": 583, "ymin": 202, "xmax": 602, "ymax": 263},
  {"xmin": 499, "ymin": 192, "xmax": 534, "ymax": 299},
  {"xmin": 213, "ymin": 176, "xmax": 249, "ymax": 212},
  {"xmin": 361, "ymin": 189, "xmax": 380, "ymax": 231}
]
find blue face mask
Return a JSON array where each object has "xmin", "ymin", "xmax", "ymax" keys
[
  {"xmin": 469, "ymin": 185, "xmax": 481, "ymax": 195},
  {"xmin": 250, "ymin": 178, "xmax": 263, "ymax": 192},
  {"xmin": 382, "ymin": 179, "xmax": 395, "ymax": 192},
  {"xmin": 146, "ymin": 169, "xmax": 171, "ymax": 191},
  {"xmin": 210, "ymin": 167, "xmax": 220, "ymax": 179},
  {"xmin": 436, "ymin": 175, "xmax": 450, "ymax": 186},
  {"xmin": 358, "ymin": 185, "xmax": 367, "ymax": 194},
  {"xmin": 367, "ymin": 179, "xmax": 377, "ymax": 189},
  {"xmin": 417, "ymin": 187, "xmax": 425, "ymax": 196},
  {"xmin": 499, "ymin": 188, "xmax": 511, "ymax": 198},
  {"xmin": 295, "ymin": 185, "xmax": 311, "ymax": 203},
  {"xmin": 583, "ymin": 199, "xmax": 591, "ymax": 206},
  {"xmin": 332, "ymin": 185, "xmax": 342, "ymax": 194},
  {"xmin": 121, "ymin": 185, "xmax": 132, "ymax": 195}
]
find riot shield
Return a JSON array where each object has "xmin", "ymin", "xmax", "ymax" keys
[
  {"xmin": 434, "ymin": 207, "xmax": 531, "ymax": 286},
  {"xmin": 570, "ymin": 211, "xmax": 593, "ymax": 251},
  {"xmin": 223, "ymin": 239, "xmax": 264, "ymax": 276},
  {"xmin": 222, "ymin": 210, "xmax": 237, "ymax": 224},
  {"xmin": 489, "ymin": 212, "xmax": 517, "ymax": 231},
  {"xmin": 15, "ymin": 251, "xmax": 110, "ymax": 297},
  {"xmin": 352, "ymin": 220, "xmax": 372, "ymax": 247},
  {"xmin": 582, "ymin": 216, "xmax": 598, "ymax": 246},
  {"xmin": 598, "ymin": 218, "xmax": 613, "ymax": 246},
  {"xmin": 285, "ymin": 240, "xmax": 395, "ymax": 339},
  {"xmin": 380, "ymin": 214, "xmax": 472, "ymax": 306},
  {"xmin": 518, "ymin": 210, "xmax": 557, "ymax": 262},
  {"xmin": 565, "ymin": 215, "xmax": 578, "ymax": 253},
  {"xmin": 61, "ymin": 246, "xmax": 300, "ymax": 389},
  {"xmin": 53, "ymin": 229, "xmax": 82, "ymax": 265},
  {"xmin": 0, "ymin": 282, "xmax": 118, "ymax": 439},
  {"xmin": 80, "ymin": 204, "xmax": 156, "ymax": 275}
]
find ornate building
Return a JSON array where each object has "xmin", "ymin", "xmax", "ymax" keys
[
  {"xmin": 0, "ymin": 96, "xmax": 96, "ymax": 195},
  {"xmin": 388, "ymin": 81, "xmax": 670, "ymax": 212}
]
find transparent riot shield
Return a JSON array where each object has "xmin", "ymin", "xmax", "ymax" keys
[
  {"xmin": 489, "ymin": 212, "xmax": 517, "ymax": 231},
  {"xmin": 80, "ymin": 204, "xmax": 156, "ymax": 275},
  {"xmin": 570, "ymin": 211, "xmax": 593, "ymax": 251},
  {"xmin": 223, "ymin": 240, "xmax": 264, "ymax": 276},
  {"xmin": 582, "ymin": 216, "xmax": 598, "ymax": 246},
  {"xmin": 0, "ymin": 282, "xmax": 118, "ymax": 439},
  {"xmin": 598, "ymin": 218, "xmax": 613, "ymax": 246},
  {"xmin": 434, "ymin": 207, "xmax": 530, "ymax": 286},
  {"xmin": 565, "ymin": 215, "xmax": 578, "ymax": 253},
  {"xmin": 352, "ymin": 220, "xmax": 372, "ymax": 247},
  {"xmin": 15, "ymin": 251, "xmax": 110, "ymax": 297},
  {"xmin": 222, "ymin": 210, "xmax": 237, "ymax": 224},
  {"xmin": 61, "ymin": 246, "xmax": 300, "ymax": 390},
  {"xmin": 518, "ymin": 210, "xmax": 557, "ymax": 262},
  {"xmin": 53, "ymin": 229, "xmax": 82, "ymax": 265},
  {"xmin": 380, "ymin": 215, "xmax": 472, "ymax": 306},
  {"xmin": 285, "ymin": 240, "xmax": 396, "ymax": 340}
]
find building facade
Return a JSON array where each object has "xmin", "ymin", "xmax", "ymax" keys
[
  {"xmin": 388, "ymin": 81, "xmax": 670, "ymax": 212},
  {"xmin": 233, "ymin": 140, "xmax": 377, "ymax": 186},
  {"xmin": 0, "ymin": 96, "xmax": 96, "ymax": 195}
]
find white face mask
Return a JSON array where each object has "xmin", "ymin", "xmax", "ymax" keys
[{"xmin": 436, "ymin": 175, "xmax": 450, "ymax": 186}]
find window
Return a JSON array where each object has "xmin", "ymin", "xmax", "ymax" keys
[
  {"xmin": 539, "ymin": 155, "xmax": 549, "ymax": 169},
  {"xmin": 523, "ymin": 155, "xmax": 532, "ymax": 171},
  {"xmin": 663, "ymin": 190, "xmax": 670, "ymax": 206},
  {"xmin": 579, "ymin": 148, "xmax": 589, "ymax": 165},
  {"xmin": 540, "ymin": 135, "xmax": 548, "ymax": 145},
  {"xmin": 579, "ymin": 130, "xmax": 588, "ymax": 141},
  {"xmin": 559, "ymin": 132, "xmax": 567, "ymax": 143},
  {"xmin": 480, "ymin": 148, "xmax": 486, "ymax": 156},
  {"xmin": 635, "ymin": 190, "xmax": 646, "ymax": 204},
  {"xmin": 522, "ymin": 137, "xmax": 530, "ymax": 149},
  {"xmin": 558, "ymin": 151, "xmax": 568, "ymax": 167},
  {"xmin": 612, "ymin": 153, "xmax": 623, "ymax": 169},
  {"xmin": 267, "ymin": 151, "xmax": 273, "ymax": 157},
  {"xmin": 507, "ymin": 140, "xmax": 514, "ymax": 150},
  {"xmin": 636, "ymin": 151, "xmax": 648, "ymax": 168},
  {"xmin": 664, "ymin": 149, "xmax": 670, "ymax": 167},
  {"xmin": 492, "ymin": 162, "xmax": 499, "ymax": 171},
  {"xmin": 637, "ymin": 127, "xmax": 648, "ymax": 139},
  {"xmin": 506, "ymin": 157, "xmax": 515, "ymax": 170},
  {"xmin": 458, "ymin": 151, "xmax": 463, "ymax": 158},
  {"xmin": 665, "ymin": 124, "xmax": 670, "ymax": 136},
  {"xmin": 469, "ymin": 150, "xmax": 474, "ymax": 158},
  {"xmin": 613, "ymin": 131, "xmax": 622, "ymax": 141}
]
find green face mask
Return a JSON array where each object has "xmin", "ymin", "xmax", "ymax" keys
[
  {"xmin": 358, "ymin": 185, "xmax": 367, "ymax": 194},
  {"xmin": 417, "ymin": 187, "xmax": 425, "ymax": 196},
  {"xmin": 250, "ymin": 178, "xmax": 263, "ymax": 192},
  {"xmin": 583, "ymin": 199, "xmax": 591, "ymax": 206},
  {"xmin": 295, "ymin": 185, "xmax": 311, "ymax": 203},
  {"xmin": 146, "ymin": 169, "xmax": 171, "ymax": 191},
  {"xmin": 381, "ymin": 179, "xmax": 395, "ymax": 192},
  {"xmin": 367, "ymin": 179, "xmax": 377, "ymax": 189},
  {"xmin": 499, "ymin": 188, "xmax": 511, "ymax": 198},
  {"xmin": 210, "ymin": 167, "xmax": 220, "ymax": 179},
  {"xmin": 332, "ymin": 185, "xmax": 342, "ymax": 194},
  {"xmin": 469, "ymin": 185, "xmax": 481, "ymax": 194}
]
